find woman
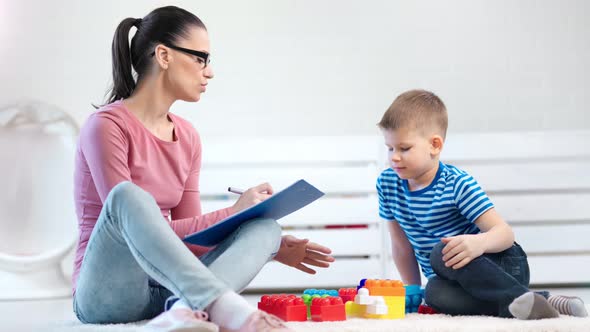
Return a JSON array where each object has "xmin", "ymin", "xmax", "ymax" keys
[{"xmin": 73, "ymin": 6, "xmax": 334, "ymax": 332}]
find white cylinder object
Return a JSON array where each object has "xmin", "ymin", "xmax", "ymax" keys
[{"xmin": 0, "ymin": 101, "xmax": 78, "ymax": 300}]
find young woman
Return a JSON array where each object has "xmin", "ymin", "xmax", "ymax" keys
[{"xmin": 72, "ymin": 6, "xmax": 334, "ymax": 332}]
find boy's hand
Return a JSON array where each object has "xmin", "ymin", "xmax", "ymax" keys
[
  {"xmin": 274, "ymin": 235, "xmax": 335, "ymax": 274},
  {"xmin": 441, "ymin": 234, "xmax": 485, "ymax": 269}
]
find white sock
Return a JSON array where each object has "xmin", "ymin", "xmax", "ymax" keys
[
  {"xmin": 206, "ymin": 291, "xmax": 257, "ymax": 329},
  {"xmin": 508, "ymin": 292, "xmax": 559, "ymax": 320},
  {"xmin": 170, "ymin": 298, "xmax": 191, "ymax": 311},
  {"xmin": 548, "ymin": 294, "xmax": 588, "ymax": 317}
]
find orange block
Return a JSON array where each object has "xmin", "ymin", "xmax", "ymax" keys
[{"xmin": 363, "ymin": 279, "xmax": 405, "ymax": 297}]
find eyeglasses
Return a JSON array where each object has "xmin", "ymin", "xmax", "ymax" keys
[{"xmin": 150, "ymin": 44, "xmax": 211, "ymax": 69}]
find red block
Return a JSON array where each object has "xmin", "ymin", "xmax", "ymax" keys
[
  {"xmin": 258, "ymin": 294, "xmax": 307, "ymax": 322},
  {"xmin": 310, "ymin": 297, "xmax": 346, "ymax": 322},
  {"xmin": 338, "ymin": 288, "xmax": 357, "ymax": 303},
  {"xmin": 418, "ymin": 304, "xmax": 438, "ymax": 314}
]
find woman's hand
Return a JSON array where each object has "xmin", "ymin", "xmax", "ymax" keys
[
  {"xmin": 274, "ymin": 235, "xmax": 335, "ymax": 274},
  {"xmin": 230, "ymin": 182, "xmax": 273, "ymax": 214}
]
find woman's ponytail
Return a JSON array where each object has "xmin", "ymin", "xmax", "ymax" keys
[{"xmin": 107, "ymin": 17, "xmax": 139, "ymax": 104}]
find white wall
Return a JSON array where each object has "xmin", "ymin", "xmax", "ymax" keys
[{"xmin": 1, "ymin": 0, "xmax": 589, "ymax": 136}]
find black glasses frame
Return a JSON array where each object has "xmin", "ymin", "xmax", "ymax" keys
[{"xmin": 150, "ymin": 44, "xmax": 210, "ymax": 68}]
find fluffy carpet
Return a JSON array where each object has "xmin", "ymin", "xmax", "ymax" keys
[{"xmin": 44, "ymin": 313, "xmax": 590, "ymax": 332}]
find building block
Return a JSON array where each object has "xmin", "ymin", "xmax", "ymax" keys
[
  {"xmin": 363, "ymin": 279, "xmax": 405, "ymax": 296},
  {"xmin": 353, "ymin": 279, "xmax": 406, "ymax": 320},
  {"xmin": 302, "ymin": 293, "xmax": 330, "ymax": 318},
  {"xmin": 345, "ymin": 300, "xmax": 365, "ymax": 318},
  {"xmin": 364, "ymin": 294, "xmax": 405, "ymax": 319},
  {"xmin": 354, "ymin": 287, "xmax": 373, "ymax": 305},
  {"xmin": 418, "ymin": 304, "xmax": 438, "ymax": 314},
  {"xmin": 345, "ymin": 286, "xmax": 405, "ymax": 320},
  {"xmin": 357, "ymin": 278, "xmax": 368, "ymax": 290},
  {"xmin": 346, "ymin": 287, "xmax": 370, "ymax": 318},
  {"xmin": 302, "ymin": 288, "xmax": 339, "ymax": 297},
  {"xmin": 302, "ymin": 289, "xmax": 338, "ymax": 317},
  {"xmin": 404, "ymin": 285, "xmax": 424, "ymax": 313},
  {"xmin": 338, "ymin": 288, "xmax": 357, "ymax": 303},
  {"xmin": 301, "ymin": 293, "xmax": 321, "ymax": 307},
  {"xmin": 258, "ymin": 294, "xmax": 307, "ymax": 322},
  {"xmin": 310, "ymin": 296, "xmax": 346, "ymax": 321},
  {"xmin": 366, "ymin": 296, "xmax": 388, "ymax": 315}
]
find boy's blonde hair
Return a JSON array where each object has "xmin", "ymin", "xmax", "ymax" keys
[{"xmin": 378, "ymin": 89, "xmax": 448, "ymax": 139}]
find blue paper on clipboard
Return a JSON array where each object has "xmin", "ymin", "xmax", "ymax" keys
[{"xmin": 183, "ymin": 179, "xmax": 324, "ymax": 247}]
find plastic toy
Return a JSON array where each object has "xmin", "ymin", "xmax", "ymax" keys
[
  {"xmin": 345, "ymin": 279, "xmax": 406, "ymax": 319},
  {"xmin": 338, "ymin": 287, "xmax": 358, "ymax": 303},
  {"xmin": 404, "ymin": 285, "xmax": 424, "ymax": 313},
  {"xmin": 418, "ymin": 304, "xmax": 438, "ymax": 314},
  {"xmin": 310, "ymin": 296, "xmax": 346, "ymax": 321},
  {"xmin": 258, "ymin": 294, "xmax": 307, "ymax": 321}
]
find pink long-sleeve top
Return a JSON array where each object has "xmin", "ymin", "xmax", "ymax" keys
[{"xmin": 72, "ymin": 100, "xmax": 232, "ymax": 292}]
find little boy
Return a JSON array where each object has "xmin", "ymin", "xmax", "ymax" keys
[{"xmin": 376, "ymin": 89, "xmax": 587, "ymax": 319}]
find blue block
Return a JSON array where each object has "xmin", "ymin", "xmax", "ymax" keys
[
  {"xmin": 404, "ymin": 285, "xmax": 424, "ymax": 313},
  {"xmin": 302, "ymin": 288, "xmax": 338, "ymax": 297}
]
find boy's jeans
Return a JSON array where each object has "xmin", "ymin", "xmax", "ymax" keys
[
  {"xmin": 73, "ymin": 181, "xmax": 281, "ymax": 324},
  {"xmin": 425, "ymin": 241, "xmax": 547, "ymax": 317}
]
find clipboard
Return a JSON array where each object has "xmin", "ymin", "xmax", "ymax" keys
[{"xmin": 183, "ymin": 179, "xmax": 324, "ymax": 246}]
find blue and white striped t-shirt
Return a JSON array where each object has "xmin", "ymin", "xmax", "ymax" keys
[{"xmin": 377, "ymin": 162, "xmax": 494, "ymax": 279}]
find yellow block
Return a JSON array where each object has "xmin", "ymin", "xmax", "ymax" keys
[
  {"xmin": 345, "ymin": 301, "xmax": 365, "ymax": 318},
  {"xmin": 364, "ymin": 295, "xmax": 405, "ymax": 319}
]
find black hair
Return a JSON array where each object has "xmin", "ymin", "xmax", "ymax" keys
[{"xmin": 103, "ymin": 6, "xmax": 206, "ymax": 105}]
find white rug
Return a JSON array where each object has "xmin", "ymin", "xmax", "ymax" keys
[{"xmin": 43, "ymin": 313, "xmax": 590, "ymax": 332}]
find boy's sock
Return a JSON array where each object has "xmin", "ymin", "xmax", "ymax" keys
[
  {"xmin": 547, "ymin": 295, "xmax": 588, "ymax": 317},
  {"xmin": 509, "ymin": 292, "xmax": 559, "ymax": 320},
  {"xmin": 206, "ymin": 291, "xmax": 257, "ymax": 329}
]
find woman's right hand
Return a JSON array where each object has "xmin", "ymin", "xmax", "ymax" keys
[{"xmin": 230, "ymin": 182, "xmax": 274, "ymax": 214}]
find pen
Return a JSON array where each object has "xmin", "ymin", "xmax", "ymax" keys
[{"xmin": 227, "ymin": 187, "xmax": 244, "ymax": 195}]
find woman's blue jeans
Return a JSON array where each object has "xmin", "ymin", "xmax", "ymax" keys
[{"xmin": 73, "ymin": 182, "xmax": 282, "ymax": 324}]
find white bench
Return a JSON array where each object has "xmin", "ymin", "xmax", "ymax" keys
[{"xmin": 199, "ymin": 131, "xmax": 590, "ymax": 290}]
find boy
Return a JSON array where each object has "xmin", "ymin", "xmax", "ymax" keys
[{"xmin": 376, "ymin": 89, "xmax": 587, "ymax": 319}]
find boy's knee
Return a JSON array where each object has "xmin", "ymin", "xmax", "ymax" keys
[{"xmin": 429, "ymin": 241, "xmax": 446, "ymax": 269}]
